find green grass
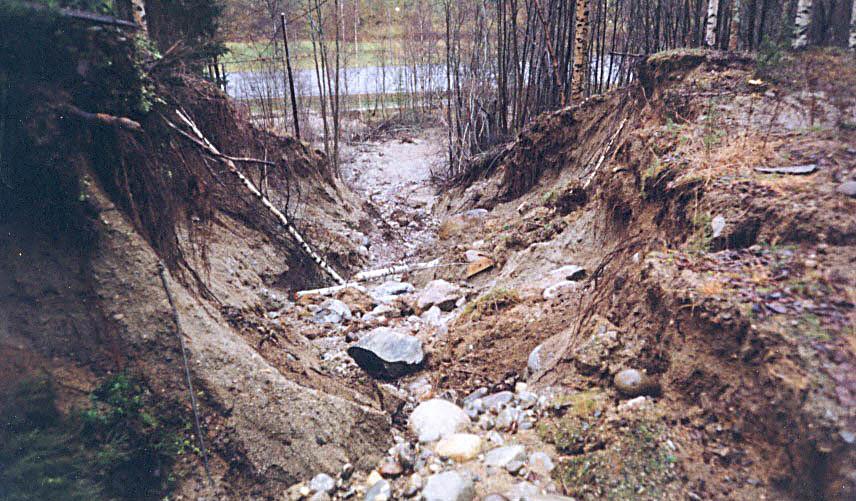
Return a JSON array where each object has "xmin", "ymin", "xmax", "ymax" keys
[{"xmin": 223, "ymin": 39, "xmax": 407, "ymax": 72}]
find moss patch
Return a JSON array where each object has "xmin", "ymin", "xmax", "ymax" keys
[
  {"xmin": 539, "ymin": 397, "xmax": 680, "ymax": 500},
  {"xmin": 462, "ymin": 288, "xmax": 521, "ymax": 321}
]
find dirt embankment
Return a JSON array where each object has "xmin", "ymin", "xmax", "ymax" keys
[
  {"xmin": 431, "ymin": 49, "xmax": 855, "ymax": 500},
  {"xmin": 1, "ymin": 8, "xmax": 388, "ymax": 499}
]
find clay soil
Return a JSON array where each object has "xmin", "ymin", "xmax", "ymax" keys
[{"xmin": 426, "ymin": 49, "xmax": 855, "ymax": 500}]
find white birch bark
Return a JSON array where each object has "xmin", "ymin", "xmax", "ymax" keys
[
  {"xmin": 173, "ymin": 109, "xmax": 347, "ymax": 286},
  {"xmin": 706, "ymin": 0, "xmax": 720, "ymax": 48},
  {"xmin": 351, "ymin": 259, "xmax": 443, "ymax": 282},
  {"xmin": 849, "ymin": 0, "xmax": 856, "ymax": 50},
  {"xmin": 130, "ymin": 0, "xmax": 148, "ymax": 34},
  {"xmin": 792, "ymin": 0, "xmax": 813, "ymax": 49},
  {"xmin": 571, "ymin": 0, "xmax": 591, "ymax": 102}
]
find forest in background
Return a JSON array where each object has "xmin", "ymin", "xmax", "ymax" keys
[
  {"xmin": 29, "ymin": 0, "xmax": 856, "ymax": 177},
  {"xmin": 210, "ymin": 0, "xmax": 856, "ymax": 177}
]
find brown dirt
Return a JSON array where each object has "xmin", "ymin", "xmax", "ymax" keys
[
  {"xmin": 431, "ymin": 49, "xmax": 855, "ymax": 500},
  {"xmin": 1, "ymin": 19, "xmax": 391, "ymax": 500}
]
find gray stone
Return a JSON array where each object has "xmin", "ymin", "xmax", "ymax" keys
[
  {"xmin": 417, "ymin": 280, "xmax": 462, "ymax": 312},
  {"xmin": 482, "ymin": 391, "xmax": 514, "ymax": 412},
  {"xmin": 347, "ymin": 327, "xmax": 424, "ymax": 379},
  {"xmin": 486, "ymin": 431, "xmax": 504, "ymax": 445},
  {"xmin": 376, "ymin": 281, "xmax": 416, "ymax": 297},
  {"xmin": 394, "ymin": 442, "xmax": 418, "ymax": 469},
  {"xmin": 484, "ymin": 495, "xmax": 510, "ymax": 501},
  {"xmin": 520, "ymin": 495, "xmax": 577, "ymax": 501},
  {"xmin": 310, "ymin": 473, "xmax": 336, "ymax": 494},
  {"xmin": 528, "ymin": 344, "xmax": 544, "ymax": 374},
  {"xmin": 711, "ymin": 215, "xmax": 726, "ymax": 238},
  {"xmin": 549, "ymin": 265, "xmax": 587, "ymax": 281},
  {"xmin": 505, "ymin": 460, "xmax": 525, "ymax": 474},
  {"xmin": 496, "ymin": 407, "xmax": 522, "ymax": 431},
  {"xmin": 484, "ymin": 445, "xmax": 526, "ymax": 468},
  {"xmin": 422, "ymin": 471, "xmax": 475, "ymax": 501},
  {"xmin": 463, "ymin": 387, "xmax": 488, "ymax": 405},
  {"xmin": 528, "ymin": 452, "xmax": 555, "ymax": 474},
  {"xmin": 755, "ymin": 164, "xmax": 817, "ymax": 175},
  {"xmin": 421, "ymin": 306, "xmax": 445, "ymax": 328},
  {"xmin": 364, "ymin": 479, "xmax": 391, "ymax": 501},
  {"xmin": 478, "ymin": 414, "xmax": 495, "ymax": 431},
  {"xmin": 517, "ymin": 391, "xmax": 537, "ymax": 409},
  {"xmin": 309, "ymin": 492, "xmax": 332, "ymax": 501},
  {"xmin": 613, "ymin": 368, "xmax": 659, "ymax": 397},
  {"xmin": 409, "ymin": 399, "xmax": 471, "ymax": 443},
  {"xmin": 837, "ymin": 181, "xmax": 856, "ymax": 197},
  {"xmin": 464, "ymin": 401, "xmax": 482, "ymax": 419},
  {"xmin": 508, "ymin": 481, "xmax": 539, "ymax": 500},
  {"xmin": 543, "ymin": 281, "xmax": 579, "ymax": 300},
  {"xmin": 313, "ymin": 299, "xmax": 352, "ymax": 324},
  {"xmin": 405, "ymin": 473, "xmax": 423, "ymax": 497}
]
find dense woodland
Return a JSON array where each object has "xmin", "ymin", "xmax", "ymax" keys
[
  {"xmin": 21, "ymin": 0, "xmax": 856, "ymax": 175},
  {"xmin": 202, "ymin": 0, "xmax": 856, "ymax": 173}
]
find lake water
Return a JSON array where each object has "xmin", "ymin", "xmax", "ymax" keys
[{"xmin": 224, "ymin": 65, "xmax": 447, "ymax": 100}]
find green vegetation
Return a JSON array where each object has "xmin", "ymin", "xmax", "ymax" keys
[
  {"xmin": 640, "ymin": 157, "xmax": 668, "ymax": 198},
  {"xmin": 462, "ymin": 288, "xmax": 521, "ymax": 320},
  {"xmin": 1, "ymin": 375, "xmax": 186, "ymax": 501},
  {"xmin": 31, "ymin": 0, "xmax": 116, "ymax": 14},
  {"xmin": 555, "ymin": 421, "xmax": 678, "ymax": 499},
  {"xmin": 0, "ymin": 377, "xmax": 102, "ymax": 501},
  {"xmin": 223, "ymin": 39, "xmax": 404, "ymax": 72},
  {"xmin": 755, "ymin": 38, "xmax": 786, "ymax": 81},
  {"xmin": 687, "ymin": 211, "xmax": 713, "ymax": 252},
  {"xmin": 539, "ymin": 397, "xmax": 679, "ymax": 500},
  {"xmin": 538, "ymin": 390, "xmax": 607, "ymax": 455}
]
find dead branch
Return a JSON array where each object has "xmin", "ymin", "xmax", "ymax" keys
[
  {"xmin": 163, "ymin": 118, "xmax": 275, "ymax": 166},
  {"xmin": 168, "ymin": 108, "xmax": 346, "ymax": 285}
]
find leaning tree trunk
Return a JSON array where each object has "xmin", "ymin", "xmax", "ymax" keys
[
  {"xmin": 571, "ymin": 0, "xmax": 592, "ymax": 102},
  {"xmin": 705, "ymin": 0, "xmax": 720, "ymax": 47},
  {"xmin": 792, "ymin": 0, "xmax": 813, "ymax": 48},
  {"xmin": 728, "ymin": 0, "xmax": 741, "ymax": 50}
]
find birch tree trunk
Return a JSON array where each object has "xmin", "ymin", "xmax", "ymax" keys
[
  {"xmin": 705, "ymin": 0, "xmax": 720, "ymax": 47},
  {"xmin": 571, "ymin": 0, "xmax": 591, "ymax": 102},
  {"xmin": 849, "ymin": 0, "xmax": 856, "ymax": 50},
  {"xmin": 130, "ymin": 0, "xmax": 148, "ymax": 34},
  {"xmin": 792, "ymin": 0, "xmax": 813, "ymax": 49},
  {"xmin": 728, "ymin": 0, "xmax": 741, "ymax": 50}
]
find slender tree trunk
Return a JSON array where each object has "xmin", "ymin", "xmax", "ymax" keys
[
  {"xmin": 571, "ymin": 0, "xmax": 591, "ymax": 101},
  {"xmin": 445, "ymin": 0, "xmax": 453, "ymax": 170},
  {"xmin": 130, "ymin": 0, "xmax": 148, "ymax": 34},
  {"xmin": 332, "ymin": 0, "xmax": 341, "ymax": 174},
  {"xmin": 850, "ymin": 0, "xmax": 856, "ymax": 50},
  {"xmin": 309, "ymin": 12, "xmax": 330, "ymax": 156},
  {"xmin": 706, "ymin": 0, "xmax": 720, "ymax": 46},
  {"xmin": 729, "ymin": 0, "xmax": 742, "ymax": 49},
  {"xmin": 792, "ymin": 0, "xmax": 813, "ymax": 48}
]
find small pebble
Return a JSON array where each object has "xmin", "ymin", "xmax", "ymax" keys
[
  {"xmin": 379, "ymin": 461, "xmax": 403, "ymax": 478},
  {"xmin": 505, "ymin": 459, "xmax": 525, "ymax": 474}
]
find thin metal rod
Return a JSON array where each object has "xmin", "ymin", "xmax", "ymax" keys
[{"xmin": 157, "ymin": 264, "xmax": 214, "ymax": 488}]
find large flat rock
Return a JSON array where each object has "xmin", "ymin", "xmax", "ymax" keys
[{"xmin": 347, "ymin": 327, "xmax": 424, "ymax": 379}]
